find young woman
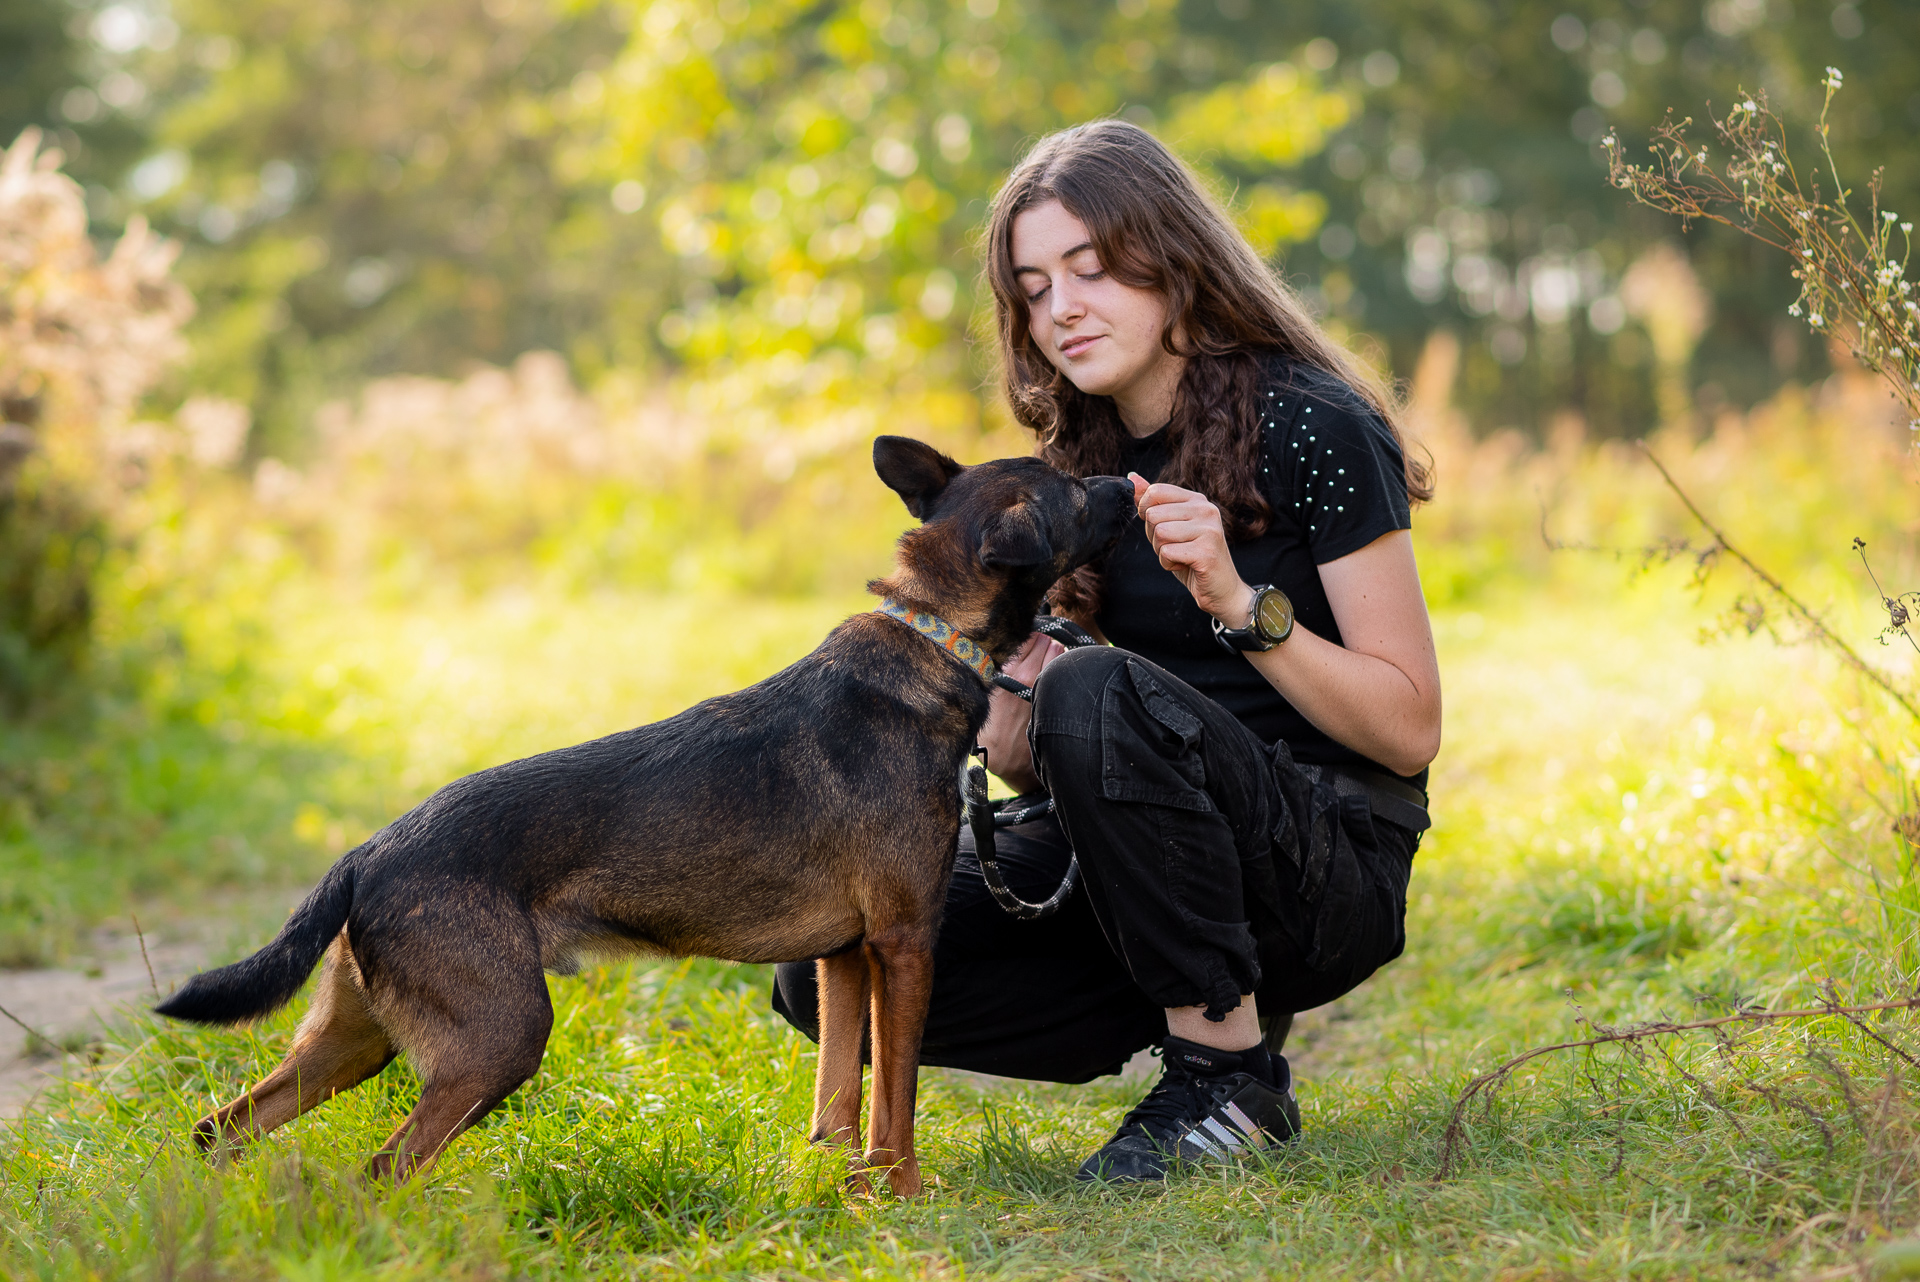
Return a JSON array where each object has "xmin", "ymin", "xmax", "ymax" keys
[{"xmin": 774, "ymin": 119, "xmax": 1440, "ymax": 1182}]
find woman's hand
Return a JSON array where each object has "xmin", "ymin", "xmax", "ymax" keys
[
  {"xmin": 1131, "ymin": 473, "xmax": 1253, "ymax": 626},
  {"xmin": 976, "ymin": 631, "xmax": 1065, "ymax": 795}
]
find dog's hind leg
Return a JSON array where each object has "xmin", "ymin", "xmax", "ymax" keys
[
  {"xmin": 365, "ymin": 943, "xmax": 552, "ymax": 1183},
  {"xmin": 192, "ymin": 935, "xmax": 396, "ymax": 1156},
  {"xmin": 810, "ymin": 949, "xmax": 870, "ymax": 1153},
  {"xmin": 862, "ymin": 925, "xmax": 935, "ymax": 1198}
]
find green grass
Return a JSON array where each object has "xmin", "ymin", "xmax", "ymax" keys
[
  {"xmin": 7, "ymin": 402, "xmax": 1920, "ymax": 1275},
  {"xmin": 5, "ymin": 564, "xmax": 1920, "ymax": 1278}
]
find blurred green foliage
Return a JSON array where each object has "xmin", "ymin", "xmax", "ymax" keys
[
  {"xmin": 0, "ymin": 466, "xmax": 105, "ymax": 711},
  {"xmin": 1274, "ymin": 0, "xmax": 1919, "ymax": 428},
  {"xmin": 10, "ymin": 0, "xmax": 1903, "ymax": 451},
  {"xmin": 114, "ymin": 0, "xmax": 1347, "ymax": 455},
  {"xmin": 1, "ymin": 0, "xmax": 154, "ymax": 195}
]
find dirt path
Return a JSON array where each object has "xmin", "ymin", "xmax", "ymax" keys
[{"xmin": 0, "ymin": 925, "xmax": 212, "ymax": 1119}]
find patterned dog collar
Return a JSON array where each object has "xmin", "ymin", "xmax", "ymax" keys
[{"xmin": 876, "ymin": 598, "xmax": 997, "ymax": 684}]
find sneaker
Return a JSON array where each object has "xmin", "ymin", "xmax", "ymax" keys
[{"xmin": 1075, "ymin": 1045, "xmax": 1301, "ymax": 1183}]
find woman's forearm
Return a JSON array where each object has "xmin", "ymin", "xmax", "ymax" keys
[{"xmin": 1242, "ymin": 623, "xmax": 1440, "ymax": 777}]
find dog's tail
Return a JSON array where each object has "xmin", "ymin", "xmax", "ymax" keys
[{"xmin": 154, "ymin": 851, "xmax": 359, "ymax": 1025}]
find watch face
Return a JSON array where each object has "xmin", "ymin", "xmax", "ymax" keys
[{"xmin": 1255, "ymin": 589, "xmax": 1294, "ymax": 641}]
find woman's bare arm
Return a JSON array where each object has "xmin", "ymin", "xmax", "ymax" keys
[
  {"xmin": 1135, "ymin": 475, "xmax": 1440, "ymax": 778},
  {"xmin": 1240, "ymin": 531, "xmax": 1440, "ymax": 777}
]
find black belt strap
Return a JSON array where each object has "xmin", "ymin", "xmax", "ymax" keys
[{"xmin": 1301, "ymin": 763, "xmax": 1432, "ymax": 834}]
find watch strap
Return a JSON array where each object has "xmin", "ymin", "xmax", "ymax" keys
[{"xmin": 1212, "ymin": 584, "xmax": 1280, "ymax": 653}]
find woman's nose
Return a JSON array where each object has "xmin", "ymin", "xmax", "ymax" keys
[{"xmin": 1049, "ymin": 276, "xmax": 1085, "ymax": 324}]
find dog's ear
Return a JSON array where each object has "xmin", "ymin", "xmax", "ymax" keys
[
  {"xmin": 873, "ymin": 436, "xmax": 964, "ymax": 519},
  {"xmin": 977, "ymin": 503, "xmax": 1054, "ymax": 569}
]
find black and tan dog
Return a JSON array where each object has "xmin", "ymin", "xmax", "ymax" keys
[{"xmin": 156, "ymin": 436, "xmax": 1133, "ymax": 1196}]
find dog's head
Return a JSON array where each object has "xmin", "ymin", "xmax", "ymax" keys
[{"xmin": 870, "ymin": 435, "xmax": 1133, "ymax": 653}]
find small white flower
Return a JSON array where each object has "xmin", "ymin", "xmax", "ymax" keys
[
  {"xmin": 1885, "ymin": 211, "xmax": 1899, "ymax": 222},
  {"xmin": 1810, "ymin": 312, "xmax": 1824, "ymax": 327},
  {"xmin": 1825, "ymin": 66, "xmax": 1844, "ymax": 88},
  {"xmin": 1788, "ymin": 303, "xmax": 1802, "ymax": 316},
  {"xmin": 1803, "ymin": 248, "xmax": 1815, "ymax": 257},
  {"xmin": 1739, "ymin": 99, "xmax": 1757, "ymax": 113},
  {"xmin": 1904, "ymin": 223, "xmax": 1914, "ymax": 233}
]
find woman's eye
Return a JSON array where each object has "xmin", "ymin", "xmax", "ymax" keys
[
  {"xmin": 1025, "ymin": 285, "xmax": 1049, "ymax": 303},
  {"xmin": 1080, "ymin": 270, "xmax": 1107, "ymax": 281}
]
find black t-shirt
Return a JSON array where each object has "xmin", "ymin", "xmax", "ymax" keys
[{"xmin": 1093, "ymin": 359, "xmax": 1425, "ymax": 788}]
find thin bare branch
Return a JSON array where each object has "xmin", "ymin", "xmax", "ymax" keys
[
  {"xmin": 1639, "ymin": 445, "xmax": 1920, "ymax": 723},
  {"xmin": 1437, "ymin": 993, "xmax": 1920, "ymax": 1178}
]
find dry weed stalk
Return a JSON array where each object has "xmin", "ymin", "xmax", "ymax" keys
[
  {"xmin": 1437, "ymin": 991, "xmax": 1920, "ymax": 1178},
  {"xmin": 1636, "ymin": 446, "xmax": 1920, "ymax": 723},
  {"xmin": 1855, "ymin": 537, "xmax": 1920, "ymax": 657},
  {"xmin": 1605, "ymin": 73, "xmax": 1918, "ymax": 436},
  {"xmin": 1595, "ymin": 78, "xmax": 1920, "ymax": 722}
]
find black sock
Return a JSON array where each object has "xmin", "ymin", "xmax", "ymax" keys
[{"xmin": 1162, "ymin": 1034, "xmax": 1275, "ymax": 1085}]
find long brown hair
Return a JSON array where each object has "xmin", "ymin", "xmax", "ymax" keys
[{"xmin": 984, "ymin": 119, "xmax": 1433, "ymax": 617}]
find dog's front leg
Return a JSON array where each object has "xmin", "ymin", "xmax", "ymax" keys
[
  {"xmin": 810, "ymin": 951, "xmax": 870, "ymax": 1160},
  {"xmin": 863, "ymin": 928, "xmax": 934, "ymax": 1197}
]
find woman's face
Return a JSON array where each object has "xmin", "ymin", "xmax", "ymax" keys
[{"xmin": 1010, "ymin": 200, "xmax": 1184, "ymax": 434}]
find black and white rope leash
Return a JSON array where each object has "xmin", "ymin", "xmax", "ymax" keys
[{"xmin": 966, "ymin": 615, "xmax": 1098, "ymax": 920}]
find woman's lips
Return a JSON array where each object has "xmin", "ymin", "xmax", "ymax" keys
[{"xmin": 1059, "ymin": 334, "xmax": 1101, "ymax": 358}]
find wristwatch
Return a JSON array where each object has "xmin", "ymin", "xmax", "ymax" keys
[{"xmin": 1212, "ymin": 584, "xmax": 1295, "ymax": 653}]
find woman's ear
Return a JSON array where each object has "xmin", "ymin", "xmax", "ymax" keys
[
  {"xmin": 977, "ymin": 504, "xmax": 1054, "ymax": 569},
  {"xmin": 873, "ymin": 436, "xmax": 964, "ymax": 519}
]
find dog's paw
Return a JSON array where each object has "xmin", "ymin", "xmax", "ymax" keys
[
  {"xmin": 859, "ymin": 1150, "xmax": 923, "ymax": 1198},
  {"xmin": 808, "ymin": 1121, "xmax": 859, "ymax": 1149},
  {"xmin": 189, "ymin": 1115, "xmax": 222, "ymax": 1152},
  {"xmin": 885, "ymin": 1164, "xmax": 924, "ymax": 1198}
]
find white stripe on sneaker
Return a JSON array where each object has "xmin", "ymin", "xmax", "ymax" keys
[
  {"xmin": 1202, "ymin": 1116, "xmax": 1245, "ymax": 1152},
  {"xmin": 1221, "ymin": 1100, "xmax": 1268, "ymax": 1148},
  {"xmin": 1183, "ymin": 1127, "xmax": 1225, "ymax": 1159}
]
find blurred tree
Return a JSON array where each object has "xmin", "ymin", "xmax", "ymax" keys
[
  {"xmin": 0, "ymin": 0, "xmax": 79, "ymax": 148},
  {"xmin": 0, "ymin": 128, "xmax": 191, "ymax": 708},
  {"xmin": 134, "ymin": 0, "xmax": 632, "ymax": 454},
  {"xmin": 2, "ymin": 0, "xmax": 155, "ymax": 200},
  {"xmin": 1201, "ymin": 0, "xmax": 1920, "ymax": 433},
  {"xmin": 565, "ymin": 0, "xmax": 1344, "ymax": 384},
  {"xmin": 132, "ymin": 0, "xmax": 1342, "ymax": 448},
  {"xmin": 122, "ymin": 0, "xmax": 1920, "ymax": 447},
  {"xmin": 50, "ymin": 0, "xmax": 1353, "ymax": 430}
]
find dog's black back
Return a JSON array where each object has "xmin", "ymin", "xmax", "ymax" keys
[{"xmin": 160, "ymin": 439, "xmax": 1135, "ymax": 1020}]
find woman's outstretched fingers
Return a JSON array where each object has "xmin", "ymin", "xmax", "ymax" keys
[{"xmin": 1130, "ymin": 477, "xmax": 1248, "ymax": 622}]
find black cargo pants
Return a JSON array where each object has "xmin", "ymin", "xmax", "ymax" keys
[{"xmin": 772, "ymin": 645, "xmax": 1420, "ymax": 1083}]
